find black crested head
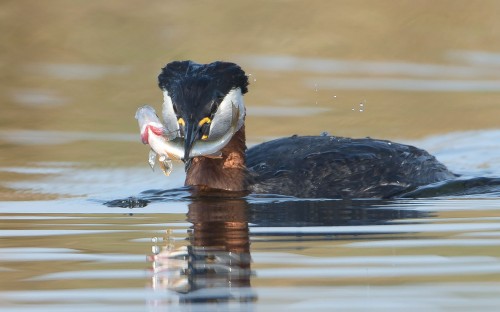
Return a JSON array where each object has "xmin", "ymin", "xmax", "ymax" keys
[
  {"xmin": 158, "ymin": 60, "xmax": 249, "ymax": 94},
  {"xmin": 158, "ymin": 61, "xmax": 248, "ymax": 120},
  {"xmin": 158, "ymin": 61, "xmax": 249, "ymax": 160}
]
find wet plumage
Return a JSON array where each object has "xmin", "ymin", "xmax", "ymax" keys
[
  {"xmin": 246, "ymin": 135, "xmax": 455, "ymax": 198},
  {"xmin": 138, "ymin": 60, "xmax": 456, "ymax": 199}
]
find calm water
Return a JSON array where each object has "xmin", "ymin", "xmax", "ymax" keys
[
  {"xmin": 1, "ymin": 131, "xmax": 500, "ymax": 311},
  {"xmin": 2, "ymin": 1, "xmax": 500, "ymax": 311}
]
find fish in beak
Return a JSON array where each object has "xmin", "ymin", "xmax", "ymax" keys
[
  {"xmin": 183, "ymin": 122, "xmax": 198, "ymax": 161},
  {"xmin": 135, "ymin": 102, "xmax": 240, "ymax": 175},
  {"xmin": 135, "ymin": 105, "xmax": 177, "ymax": 176}
]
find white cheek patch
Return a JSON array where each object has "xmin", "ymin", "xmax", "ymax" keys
[
  {"xmin": 209, "ymin": 88, "xmax": 245, "ymax": 139},
  {"xmin": 162, "ymin": 91, "xmax": 181, "ymax": 139}
]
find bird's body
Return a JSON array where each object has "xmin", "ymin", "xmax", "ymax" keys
[
  {"xmin": 137, "ymin": 60, "xmax": 456, "ymax": 199},
  {"xmin": 246, "ymin": 135, "xmax": 455, "ymax": 198}
]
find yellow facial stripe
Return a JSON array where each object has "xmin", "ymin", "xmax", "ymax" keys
[
  {"xmin": 198, "ymin": 117, "xmax": 211, "ymax": 127},
  {"xmin": 201, "ymin": 134, "xmax": 208, "ymax": 140},
  {"xmin": 178, "ymin": 118, "xmax": 185, "ymax": 126}
]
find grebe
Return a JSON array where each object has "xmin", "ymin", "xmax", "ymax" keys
[{"xmin": 137, "ymin": 60, "xmax": 456, "ymax": 199}]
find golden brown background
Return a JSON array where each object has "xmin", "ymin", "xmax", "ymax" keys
[{"xmin": 2, "ymin": 0, "xmax": 500, "ymax": 199}]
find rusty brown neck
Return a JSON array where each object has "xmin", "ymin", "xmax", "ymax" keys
[{"xmin": 185, "ymin": 126, "xmax": 248, "ymax": 193}]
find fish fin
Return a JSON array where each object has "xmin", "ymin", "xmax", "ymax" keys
[
  {"xmin": 148, "ymin": 150, "xmax": 157, "ymax": 170},
  {"xmin": 158, "ymin": 155, "xmax": 173, "ymax": 176}
]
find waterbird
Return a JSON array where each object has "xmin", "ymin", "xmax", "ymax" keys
[{"xmin": 136, "ymin": 60, "xmax": 456, "ymax": 198}]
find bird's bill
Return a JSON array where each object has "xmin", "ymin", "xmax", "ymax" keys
[{"xmin": 182, "ymin": 101, "xmax": 241, "ymax": 160}]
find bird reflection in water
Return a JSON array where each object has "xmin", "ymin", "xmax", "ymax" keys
[
  {"xmin": 148, "ymin": 197, "xmax": 256, "ymax": 308},
  {"xmin": 143, "ymin": 193, "xmax": 432, "ymax": 309}
]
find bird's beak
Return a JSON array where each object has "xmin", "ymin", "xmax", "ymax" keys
[{"xmin": 183, "ymin": 122, "xmax": 198, "ymax": 161}]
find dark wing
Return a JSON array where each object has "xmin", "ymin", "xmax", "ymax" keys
[{"xmin": 246, "ymin": 136, "xmax": 455, "ymax": 198}]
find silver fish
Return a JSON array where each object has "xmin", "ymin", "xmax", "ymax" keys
[
  {"xmin": 135, "ymin": 105, "xmax": 175, "ymax": 175},
  {"xmin": 135, "ymin": 104, "xmax": 239, "ymax": 168}
]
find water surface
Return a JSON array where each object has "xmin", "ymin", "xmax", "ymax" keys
[
  {"xmin": 1, "ymin": 189, "xmax": 500, "ymax": 311},
  {"xmin": 1, "ymin": 130, "xmax": 500, "ymax": 311}
]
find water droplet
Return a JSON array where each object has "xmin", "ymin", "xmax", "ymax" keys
[
  {"xmin": 314, "ymin": 83, "xmax": 318, "ymax": 92},
  {"xmin": 152, "ymin": 245, "xmax": 160, "ymax": 254},
  {"xmin": 357, "ymin": 100, "xmax": 366, "ymax": 112},
  {"xmin": 351, "ymin": 100, "xmax": 366, "ymax": 113},
  {"xmin": 151, "ymin": 237, "xmax": 158, "ymax": 243},
  {"xmin": 247, "ymin": 73, "xmax": 257, "ymax": 82}
]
